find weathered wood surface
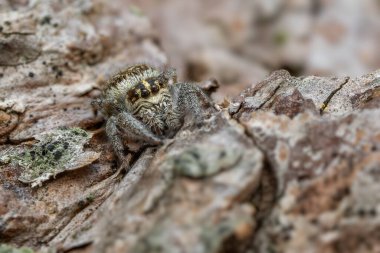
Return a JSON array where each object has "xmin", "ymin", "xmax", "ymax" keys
[{"xmin": 1, "ymin": 1, "xmax": 380, "ymax": 253}]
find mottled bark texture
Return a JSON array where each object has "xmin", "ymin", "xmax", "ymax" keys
[{"xmin": 1, "ymin": 1, "xmax": 380, "ymax": 253}]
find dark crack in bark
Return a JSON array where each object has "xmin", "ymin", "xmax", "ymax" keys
[
  {"xmin": 319, "ymin": 77, "xmax": 350, "ymax": 115},
  {"xmin": 256, "ymin": 82, "xmax": 283, "ymax": 110}
]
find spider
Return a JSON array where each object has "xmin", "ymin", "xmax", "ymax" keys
[{"xmin": 92, "ymin": 64, "xmax": 214, "ymax": 161}]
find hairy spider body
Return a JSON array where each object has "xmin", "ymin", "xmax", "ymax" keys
[{"xmin": 93, "ymin": 64, "xmax": 213, "ymax": 160}]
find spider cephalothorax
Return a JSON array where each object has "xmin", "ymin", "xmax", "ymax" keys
[{"xmin": 93, "ymin": 64, "xmax": 213, "ymax": 160}]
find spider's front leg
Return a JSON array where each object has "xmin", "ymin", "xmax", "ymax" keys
[
  {"xmin": 170, "ymin": 83, "xmax": 215, "ymax": 126},
  {"xmin": 138, "ymin": 108, "xmax": 166, "ymax": 136},
  {"xmin": 106, "ymin": 112, "xmax": 163, "ymax": 161}
]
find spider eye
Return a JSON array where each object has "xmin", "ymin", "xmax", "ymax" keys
[
  {"xmin": 140, "ymin": 88, "xmax": 150, "ymax": 98},
  {"xmin": 136, "ymin": 82, "xmax": 151, "ymax": 98},
  {"xmin": 152, "ymin": 83, "xmax": 160, "ymax": 92},
  {"xmin": 147, "ymin": 79, "xmax": 159, "ymax": 93},
  {"xmin": 127, "ymin": 89, "xmax": 140, "ymax": 102}
]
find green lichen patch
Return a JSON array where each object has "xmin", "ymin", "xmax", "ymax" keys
[
  {"xmin": 169, "ymin": 144, "xmax": 242, "ymax": 178},
  {"xmin": 1, "ymin": 127, "xmax": 99, "ymax": 187},
  {"xmin": 143, "ymin": 144, "xmax": 243, "ymax": 213},
  {"xmin": 0, "ymin": 244, "xmax": 35, "ymax": 253}
]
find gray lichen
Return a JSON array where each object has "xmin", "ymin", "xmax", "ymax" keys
[
  {"xmin": 143, "ymin": 144, "xmax": 242, "ymax": 213},
  {"xmin": 0, "ymin": 127, "xmax": 99, "ymax": 187},
  {"xmin": 0, "ymin": 244, "xmax": 35, "ymax": 253},
  {"xmin": 169, "ymin": 144, "xmax": 242, "ymax": 178},
  {"xmin": 0, "ymin": 244, "xmax": 56, "ymax": 253}
]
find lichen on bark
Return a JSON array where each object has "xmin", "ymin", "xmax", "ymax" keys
[{"xmin": 1, "ymin": 127, "xmax": 99, "ymax": 187}]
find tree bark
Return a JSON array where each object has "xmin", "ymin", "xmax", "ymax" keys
[{"xmin": 1, "ymin": 1, "xmax": 380, "ymax": 253}]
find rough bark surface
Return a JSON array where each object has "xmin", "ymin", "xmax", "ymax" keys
[{"xmin": 1, "ymin": 1, "xmax": 380, "ymax": 253}]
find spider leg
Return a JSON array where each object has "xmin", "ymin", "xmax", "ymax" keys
[
  {"xmin": 106, "ymin": 116, "xmax": 126, "ymax": 161},
  {"xmin": 116, "ymin": 112, "xmax": 163, "ymax": 144},
  {"xmin": 170, "ymin": 82, "xmax": 214, "ymax": 125},
  {"xmin": 106, "ymin": 112, "xmax": 163, "ymax": 160}
]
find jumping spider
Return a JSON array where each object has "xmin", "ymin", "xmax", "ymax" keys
[{"xmin": 93, "ymin": 64, "xmax": 214, "ymax": 161}]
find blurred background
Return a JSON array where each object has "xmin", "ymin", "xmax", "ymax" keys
[
  {"xmin": 1, "ymin": 0, "xmax": 379, "ymax": 102},
  {"xmin": 128, "ymin": 0, "xmax": 380, "ymax": 101}
]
